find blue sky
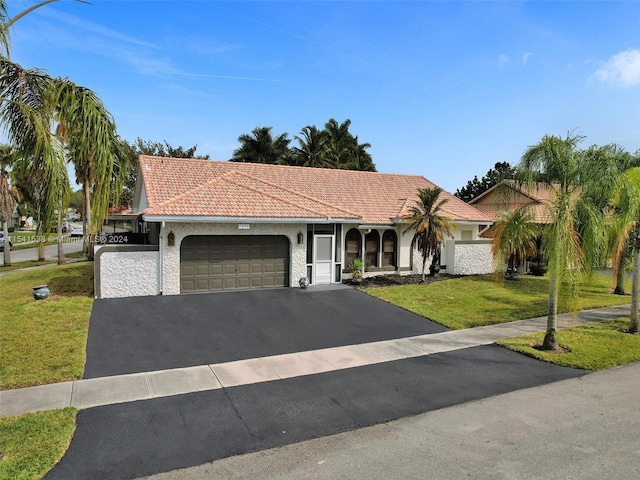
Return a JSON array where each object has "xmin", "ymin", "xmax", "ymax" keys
[{"xmin": 7, "ymin": 0, "xmax": 640, "ymax": 193}]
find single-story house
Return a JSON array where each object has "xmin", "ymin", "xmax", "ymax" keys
[{"xmin": 95, "ymin": 156, "xmax": 494, "ymax": 298}]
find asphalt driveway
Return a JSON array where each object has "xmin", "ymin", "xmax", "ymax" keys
[
  {"xmin": 84, "ymin": 286, "xmax": 448, "ymax": 378},
  {"xmin": 44, "ymin": 287, "xmax": 586, "ymax": 479}
]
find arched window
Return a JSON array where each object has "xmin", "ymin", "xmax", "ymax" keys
[
  {"xmin": 365, "ymin": 230, "xmax": 380, "ymax": 268},
  {"xmin": 382, "ymin": 230, "xmax": 397, "ymax": 267},
  {"xmin": 345, "ymin": 228, "xmax": 361, "ymax": 268}
]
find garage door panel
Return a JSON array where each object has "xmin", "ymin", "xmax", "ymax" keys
[{"xmin": 181, "ymin": 235, "xmax": 290, "ymax": 293}]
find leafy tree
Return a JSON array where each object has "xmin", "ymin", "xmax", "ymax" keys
[
  {"xmin": 455, "ymin": 161, "xmax": 515, "ymax": 202},
  {"xmin": 231, "ymin": 126, "xmax": 291, "ymax": 165},
  {"xmin": 490, "ymin": 207, "xmax": 539, "ymax": 279},
  {"xmin": 0, "ymin": 144, "xmax": 16, "ymax": 266},
  {"xmin": 403, "ymin": 187, "xmax": 455, "ymax": 280},
  {"xmin": 518, "ymin": 133, "xmax": 605, "ymax": 350}
]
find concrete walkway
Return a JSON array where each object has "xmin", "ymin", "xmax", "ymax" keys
[{"xmin": 0, "ymin": 304, "xmax": 631, "ymax": 418}]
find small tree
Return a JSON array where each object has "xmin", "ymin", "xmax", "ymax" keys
[
  {"xmin": 491, "ymin": 207, "xmax": 539, "ymax": 279},
  {"xmin": 403, "ymin": 187, "xmax": 455, "ymax": 280}
]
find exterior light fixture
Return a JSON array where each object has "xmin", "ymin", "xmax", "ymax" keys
[
  {"xmin": 297, "ymin": 231, "xmax": 304, "ymax": 244},
  {"xmin": 167, "ymin": 230, "xmax": 175, "ymax": 246}
]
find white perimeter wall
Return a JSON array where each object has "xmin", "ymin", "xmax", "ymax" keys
[
  {"xmin": 95, "ymin": 246, "xmax": 159, "ymax": 299},
  {"xmin": 444, "ymin": 240, "xmax": 494, "ymax": 275}
]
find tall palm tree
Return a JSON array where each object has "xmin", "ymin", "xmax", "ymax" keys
[
  {"xmin": 0, "ymin": 144, "xmax": 16, "ymax": 266},
  {"xmin": 291, "ymin": 125, "xmax": 329, "ymax": 168},
  {"xmin": 1, "ymin": 0, "xmax": 114, "ymax": 261},
  {"xmin": 615, "ymin": 167, "xmax": 640, "ymax": 333},
  {"xmin": 231, "ymin": 126, "xmax": 290, "ymax": 164},
  {"xmin": 55, "ymin": 81, "xmax": 125, "ymax": 257},
  {"xmin": 403, "ymin": 187, "xmax": 455, "ymax": 280},
  {"xmin": 519, "ymin": 133, "xmax": 605, "ymax": 350},
  {"xmin": 490, "ymin": 207, "xmax": 539, "ymax": 279}
]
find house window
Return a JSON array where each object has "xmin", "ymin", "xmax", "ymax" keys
[
  {"xmin": 365, "ymin": 230, "xmax": 380, "ymax": 268},
  {"xmin": 345, "ymin": 228, "xmax": 361, "ymax": 267},
  {"xmin": 382, "ymin": 230, "xmax": 397, "ymax": 267}
]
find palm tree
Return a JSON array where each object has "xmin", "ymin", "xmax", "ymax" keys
[
  {"xmin": 231, "ymin": 126, "xmax": 290, "ymax": 164},
  {"xmin": 403, "ymin": 187, "xmax": 455, "ymax": 281},
  {"xmin": 0, "ymin": 144, "xmax": 16, "ymax": 266},
  {"xmin": 614, "ymin": 167, "xmax": 640, "ymax": 334},
  {"xmin": 491, "ymin": 207, "xmax": 539, "ymax": 279},
  {"xmin": 518, "ymin": 133, "xmax": 605, "ymax": 350},
  {"xmin": 1, "ymin": 3, "xmax": 125, "ymax": 260},
  {"xmin": 55, "ymin": 81, "xmax": 125, "ymax": 257},
  {"xmin": 291, "ymin": 125, "xmax": 329, "ymax": 168}
]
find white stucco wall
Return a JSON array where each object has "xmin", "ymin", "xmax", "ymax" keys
[
  {"xmin": 159, "ymin": 222, "xmax": 307, "ymax": 295},
  {"xmin": 96, "ymin": 247, "xmax": 159, "ymax": 299},
  {"xmin": 446, "ymin": 240, "xmax": 494, "ymax": 275}
]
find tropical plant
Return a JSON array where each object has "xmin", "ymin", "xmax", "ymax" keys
[
  {"xmin": 615, "ymin": 167, "xmax": 640, "ymax": 333},
  {"xmin": 230, "ymin": 126, "xmax": 291, "ymax": 164},
  {"xmin": 491, "ymin": 207, "xmax": 539, "ymax": 279},
  {"xmin": 291, "ymin": 125, "xmax": 329, "ymax": 168},
  {"xmin": 403, "ymin": 187, "xmax": 455, "ymax": 280},
  {"xmin": 348, "ymin": 257, "xmax": 364, "ymax": 279},
  {"xmin": 518, "ymin": 132, "xmax": 605, "ymax": 349},
  {"xmin": 1, "ymin": 1, "xmax": 124, "ymax": 260}
]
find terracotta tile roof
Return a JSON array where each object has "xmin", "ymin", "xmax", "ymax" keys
[
  {"xmin": 138, "ymin": 156, "xmax": 492, "ymax": 225},
  {"xmin": 469, "ymin": 180, "xmax": 558, "ymax": 224}
]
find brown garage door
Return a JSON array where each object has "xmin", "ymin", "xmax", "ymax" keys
[{"xmin": 180, "ymin": 235, "xmax": 290, "ymax": 293}]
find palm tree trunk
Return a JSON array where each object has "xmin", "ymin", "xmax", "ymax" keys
[
  {"xmin": 613, "ymin": 254, "xmax": 627, "ymax": 295},
  {"xmin": 83, "ymin": 178, "xmax": 91, "ymax": 256},
  {"xmin": 631, "ymin": 232, "xmax": 639, "ymax": 334},
  {"xmin": 2, "ymin": 220, "xmax": 11, "ymax": 266},
  {"xmin": 38, "ymin": 239, "xmax": 45, "ymax": 262},
  {"xmin": 56, "ymin": 203, "xmax": 65, "ymax": 265},
  {"xmin": 543, "ymin": 272, "xmax": 559, "ymax": 349}
]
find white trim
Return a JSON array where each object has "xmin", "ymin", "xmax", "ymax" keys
[
  {"xmin": 142, "ymin": 215, "xmax": 361, "ymax": 224},
  {"xmin": 313, "ymin": 234, "xmax": 335, "ymax": 285}
]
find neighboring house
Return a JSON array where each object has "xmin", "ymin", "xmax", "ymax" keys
[
  {"xmin": 469, "ymin": 180, "xmax": 558, "ymax": 274},
  {"xmin": 95, "ymin": 156, "xmax": 494, "ymax": 298},
  {"xmin": 469, "ymin": 180, "xmax": 557, "ymax": 228}
]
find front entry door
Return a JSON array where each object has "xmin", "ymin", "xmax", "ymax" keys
[{"xmin": 313, "ymin": 235, "xmax": 334, "ymax": 285}]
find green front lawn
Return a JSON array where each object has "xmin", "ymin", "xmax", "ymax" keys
[
  {"xmin": 0, "ymin": 409, "xmax": 76, "ymax": 480},
  {"xmin": 0, "ymin": 262, "xmax": 93, "ymax": 390},
  {"xmin": 365, "ymin": 274, "xmax": 632, "ymax": 330},
  {"xmin": 497, "ymin": 319, "xmax": 640, "ymax": 370}
]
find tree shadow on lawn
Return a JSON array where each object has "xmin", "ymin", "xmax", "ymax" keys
[{"xmin": 46, "ymin": 264, "xmax": 94, "ymax": 298}]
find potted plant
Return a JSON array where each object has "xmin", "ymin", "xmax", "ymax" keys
[{"xmin": 349, "ymin": 258, "xmax": 364, "ymax": 282}]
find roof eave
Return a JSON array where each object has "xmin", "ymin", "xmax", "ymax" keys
[{"xmin": 141, "ymin": 215, "xmax": 363, "ymax": 224}]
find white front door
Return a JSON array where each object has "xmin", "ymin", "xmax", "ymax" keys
[{"xmin": 314, "ymin": 235, "xmax": 334, "ymax": 284}]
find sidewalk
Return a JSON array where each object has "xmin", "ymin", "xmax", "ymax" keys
[{"xmin": 0, "ymin": 304, "xmax": 631, "ymax": 418}]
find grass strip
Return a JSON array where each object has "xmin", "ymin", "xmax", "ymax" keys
[
  {"xmin": 365, "ymin": 274, "xmax": 632, "ymax": 330},
  {"xmin": 0, "ymin": 262, "xmax": 93, "ymax": 389},
  {"xmin": 0, "ymin": 408, "xmax": 76, "ymax": 480},
  {"xmin": 497, "ymin": 319, "xmax": 640, "ymax": 370}
]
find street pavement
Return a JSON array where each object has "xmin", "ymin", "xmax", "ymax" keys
[
  {"xmin": 141, "ymin": 361, "xmax": 640, "ymax": 480},
  {"xmin": 0, "ymin": 236, "xmax": 84, "ymax": 263}
]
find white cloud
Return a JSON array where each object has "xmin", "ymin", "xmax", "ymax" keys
[
  {"xmin": 498, "ymin": 54, "xmax": 510, "ymax": 67},
  {"xmin": 592, "ymin": 49, "xmax": 640, "ymax": 88},
  {"xmin": 522, "ymin": 52, "xmax": 532, "ymax": 66}
]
